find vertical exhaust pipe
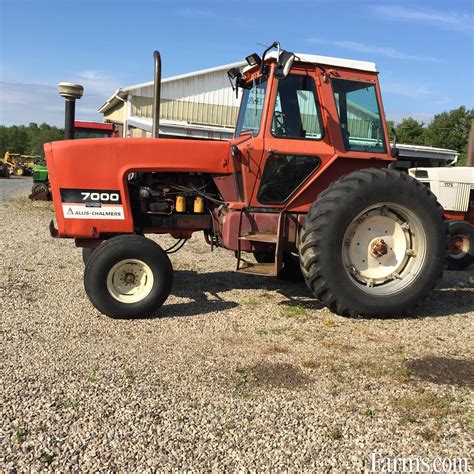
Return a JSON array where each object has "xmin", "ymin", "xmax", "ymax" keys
[
  {"xmin": 467, "ymin": 109, "xmax": 474, "ymax": 167},
  {"xmin": 152, "ymin": 50, "xmax": 162, "ymax": 138},
  {"xmin": 58, "ymin": 82, "xmax": 84, "ymax": 139}
]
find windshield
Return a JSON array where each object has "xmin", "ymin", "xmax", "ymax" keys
[
  {"xmin": 235, "ymin": 77, "xmax": 267, "ymax": 137},
  {"xmin": 332, "ymin": 79, "xmax": 386, "ymax": 153}
]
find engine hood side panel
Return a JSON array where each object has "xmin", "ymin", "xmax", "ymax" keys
[{"xmin": 45, "ymin": 138, "xmax": 231, "ymax": 238}]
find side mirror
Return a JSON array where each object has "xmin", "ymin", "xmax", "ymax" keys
[{"xmin": 274, "ymin": 51, "xmax": 295, "ymax": 80}]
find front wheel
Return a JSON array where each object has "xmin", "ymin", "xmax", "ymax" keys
[
  {"xmin": 13, "ymin": 165, "xmax": 24, "ymax": 176},
  {"xmin": 84, "ymin": 235, "xmax": 173, "ymax": 318},
  {"xmin": 299, "ymin": 168, "xmax": 446, "ymax": 317}
]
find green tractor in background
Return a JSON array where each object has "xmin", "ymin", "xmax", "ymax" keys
[{"xmin": 29, "ymin": 164, "xmax": 51, "ymax": 200}]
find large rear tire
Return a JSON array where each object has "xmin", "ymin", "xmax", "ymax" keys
[
  {"xmin": 447, "ymin": 220, "xmax": 474, "ymax": 270},
  {"xmin": 84, "ymin": 235, "xmax": 173, "ymax": 318},
  {"xmin": 299, "ymin": 168, "xmax": 446, "ymax": 317}
]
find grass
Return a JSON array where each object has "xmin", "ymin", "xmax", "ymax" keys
[
  {"xmin": 393, "ymin": 392, "xmax": 457, "ymax": 424},
  {"xmin": 281, "ymin": 304, "xmax": 307, "ymax": 320},
  {"xmin": 244, "ymin": 298, "xmax": 261, "ymax": 309},
  {"xmin": 363, "ymin": 408, "xmax": 375, "ymax": 418},
  {"xmin": 40, "ymin": 452, "xmax": 55, "ymax": 466},
  {"xmin": 87, "ymin": 364, "xmax": 100, "ymax": 383},
  {"xmin": 302, "ymin": 360, "xmax": 320, "ymax": 370},
  {"xmin": 263, "ymin": 344, "xmax": 290, "ymax": 355},
  {"xmin": 124, "ymin": 368, "xmax": 136, "ymax": 382},
  {"xmin": 233, "ymin": 367, "xmax": 254, "ymax": 399},
  {"xmin": 330, "ymin": 428, "xmax": 343, "ymax": 440},
  {"xmin": 56, "ymin": 397, "xmax": 79, "ymax": 409},
  {"xmin": 15, "ymin": 428, "xmax": 28, "ymax": 443},
  {"xmin": 255, "ymin": 326, "xmax": 290, "ymax": 336}
]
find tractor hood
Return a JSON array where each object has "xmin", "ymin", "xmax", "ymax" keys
[{"xmin": 45, "ymin": 137, "xmax": 231, "ymax": 237}]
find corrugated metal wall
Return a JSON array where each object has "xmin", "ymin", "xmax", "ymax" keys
[{"xmin": 130, "ymin": 69, "xmax": 240, "ymax": 128}]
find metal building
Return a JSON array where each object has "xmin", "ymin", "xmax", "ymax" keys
[{"xmin": 98, "ymin": 61, "xmax": 245, "ymax": 140}]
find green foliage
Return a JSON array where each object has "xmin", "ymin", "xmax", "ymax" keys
[
  {"xmin": 386, "ymin": 120, "xmax": 395, "ymax": 142},
  {"xmin": 388, "ymin": 106, "xmax": 471, "ymax": 166},
  {"xmin": 396, "ymin": 117, "xmax": 425, "ymax": 145},
  {"xmin": 0, "ymin": 123, "xmax": 64, "ymax": 157},
  {"xmin": 424, "ymin": 106, "xmax": 471, "ymax": 165}
]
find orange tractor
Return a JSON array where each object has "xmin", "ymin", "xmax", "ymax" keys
[{"xmin": 45, "ymin": 43, "xmax": 446, "ymax": 319}]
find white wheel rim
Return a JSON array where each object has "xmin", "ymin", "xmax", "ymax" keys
[
  {"xmin": 106, "ymin": 259, "xmax": 154, "ymax": 304},
  {"xmin": 342, "ymin": 203, "xmax": 427, "ymax": 296}
]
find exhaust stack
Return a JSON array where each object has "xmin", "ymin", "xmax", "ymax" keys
[
  {"xmin": 58, "ymin": 82, "xmax": 83, "ymax": 140},
  {"xmin": 152, "ymin": 50, "xmax": 162, "ymax": 138}
]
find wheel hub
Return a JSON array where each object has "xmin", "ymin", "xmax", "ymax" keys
[
  {"xmin": 106, "ymin": 259, "xmax": 154, "ymax": 304},
  {"xmin": 124, "ymin": 272, "xmax": 136, "ymax": 285},
  {"xmin": 342, "ymin": 203, "xmax": 426, "ymax": 295},
  {"xmin": 369, "ymin": 238, "xmax": 388, "ymax": 258},
  {"xmin": 449, "ymin": 235, "xmax": 469, "ymax": 259}
]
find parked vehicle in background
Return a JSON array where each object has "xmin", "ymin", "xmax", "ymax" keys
[
  {"xmin": 0, "ymin": 152, "xmax": 43, "ymax": 178},
  {"xmin": 409, "ymin": 110, "xmax": 474, "ymax": 270}
]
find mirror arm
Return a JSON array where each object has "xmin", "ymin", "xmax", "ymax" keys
[{"xmin": 260, "ymin": 41, "xmax": 279, "ymax": 75}]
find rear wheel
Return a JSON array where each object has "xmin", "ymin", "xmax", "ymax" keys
[
  {"xmin": 299, "ymin": 168, "xmax": 446, "ymax": 317},
  {"xmin": 84, "ymin": 235, "xmax": 173, "ymax": 318},
  {"xmin": 30, "ymin": 183, "xmax": 49, "ymax": 200},
  {"xmin": 447, "ymin": 220, "xmax": 474, "ymax": 270}
]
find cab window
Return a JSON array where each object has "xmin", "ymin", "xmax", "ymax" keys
[
  {"xmin": 257, "ymin": 154, "xmax": 321, "ymax": 204},
  {"xmin": 271, "ymin": 74, "xmax": 323, "ymax": 140},
  {"xmin": 332, "ymin": 79, "xmax": 386, "ymax": 153}
]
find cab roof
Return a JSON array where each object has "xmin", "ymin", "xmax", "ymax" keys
[{"xmin": 266, "ymin": 51, "xmax": 378, "ymax": 73}]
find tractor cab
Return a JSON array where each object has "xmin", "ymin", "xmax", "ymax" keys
[{"xmin": 227, "ymin": 44, "xmax": 393, "ymax": 211}]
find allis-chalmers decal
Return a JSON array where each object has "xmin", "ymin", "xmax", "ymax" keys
[{"xmin": 60, "ymin": 188, "xmax": 125, "ymax": 220}]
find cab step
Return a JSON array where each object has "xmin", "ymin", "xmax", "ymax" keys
[
  {"xmin": 238, "ymin": 232, "xmax": 278, "ymax": 243},
  {"xmin": 236, "ymin": 261, "xmax": 277, "ymax": 276}
]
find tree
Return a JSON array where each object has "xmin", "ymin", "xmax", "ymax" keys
[
  {"xmin": 424, "ymin": 106, "xmax": 471, "ymax": 165},
  {"xmin": 396, "ymin": 117, "xmax": 425, "ymax": 145},
  {"xmin": 0, "ymin": 123, "xmax": 64, "ymax": 157},
  {"xmin": 386, "ymin": 120, "xmax": 395, "ymax": 142}
]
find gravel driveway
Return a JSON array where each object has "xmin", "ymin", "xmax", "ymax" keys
[{"xmin": 1, "ymin": 197, "xmax": 472, "ymax": 471}]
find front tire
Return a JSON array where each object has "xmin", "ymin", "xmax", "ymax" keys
[
  {"xmin": 299, "ymin": 168, "xmax": 446, "ymax": 317},
  {"xmin": 84, "ymin": 235, "xmax": 173, "ymax": 318},
  {"xmin": 447, "ymin": 220, "xmax": 474, "ymax": 270}
]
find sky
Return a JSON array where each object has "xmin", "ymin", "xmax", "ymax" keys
[{"xmin": 0, "ymin": 0, "xmax": 473, "ymax": 127}]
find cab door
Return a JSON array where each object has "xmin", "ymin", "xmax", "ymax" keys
[{"xmin": 249, "ymin": 71, "xmax": 335, "ymax": 208}]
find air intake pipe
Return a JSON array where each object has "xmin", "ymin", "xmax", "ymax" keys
[
  {"xmin": 152, "ymin": 50, "xmax": 162, "ymax": 138},
  {"xmin": 58, "ymin": 82, "xmax": 83, "ymax": 140}
]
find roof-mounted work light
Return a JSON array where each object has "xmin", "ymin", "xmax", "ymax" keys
[
  {"xmin": 245, "ymin": 53, "xmax": 262, "ymax": 67},
  {"xmin": 227, "ymin": 67, "xmax": 241, "ymax": 80}
]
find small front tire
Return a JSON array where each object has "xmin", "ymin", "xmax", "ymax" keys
[{"xmin": 84, "ymin": 235, "xmax": 173, "ymax": 318}]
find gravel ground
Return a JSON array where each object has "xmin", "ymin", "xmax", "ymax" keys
[
  {"xmin": 1, "ymin": 197, "xmax": 473, "ymax": 471},
  {"xmin": 0, "ymin": 176, "xmax": 33, "ymax": 202}
]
